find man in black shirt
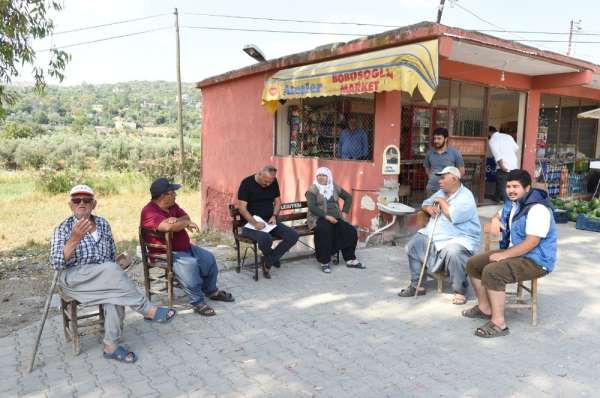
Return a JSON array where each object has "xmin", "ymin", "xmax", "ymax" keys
[{"xmin": 237, "ymin": 165, "xmax": 299, "ymax": 278}]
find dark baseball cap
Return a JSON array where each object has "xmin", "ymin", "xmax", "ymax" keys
[{"xmin": 150, "ymin": 177, "xmax": 181, "ymax": 198}]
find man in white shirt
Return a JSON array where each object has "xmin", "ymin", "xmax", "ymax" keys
[
  {"xmin": 488, "ymin": 126, "xmax": 519, "ymax": 202},
  {"xmin": 462, "ymin": 169, "xmax": 557, "ymax": 338}
]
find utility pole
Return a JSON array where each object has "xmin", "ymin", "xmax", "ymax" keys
[
  {"xmin": 174, "ymin": 8, "xmax": 185, "ymax": 183},
  {"xmin": 436, "ymin": 0, "xmax": 446, "ymax": 24},
  {"xmin": 567, "ymin": 19, "xmax": 581, "ymax": 56}
]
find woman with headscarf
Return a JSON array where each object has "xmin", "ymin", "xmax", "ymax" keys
[{"xmin": 305, "ymin": 167, "xmax": 364, "ymax": 273}]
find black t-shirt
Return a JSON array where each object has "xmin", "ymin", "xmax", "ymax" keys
[{"xmin": 237, "ymin": 175, "xmax": 280, "ymax": 220}]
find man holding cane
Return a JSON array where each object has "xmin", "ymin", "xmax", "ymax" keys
[
  {"xmin": 398, "ymin": 167, "xmax": 480, "ymax": 305},
  {"xmin": 50, "ymin": 185, "xmax": 176, "ymax": 364}
]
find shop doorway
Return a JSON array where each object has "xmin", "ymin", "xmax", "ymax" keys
[{"xmin": 486, "ymin": 89, "xmax": 526, "ymax": 199}]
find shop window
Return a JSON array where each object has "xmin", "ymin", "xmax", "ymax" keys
[
  {"xmin": 558, "ymin": 96, "xmax": 580, "ymax": 156},
  {"xmin": 540, "ymin": 95, "xmax": 598, "ymax": 158},
  {"xmin": 537, "ymin": 95, "xmax": 599, "ymax": 197},
  {"xmin": 450, "ymin": 81, "xmax": 486, "ymax": 137},
  {"xmin": 274, "ymin": 94, "xmax": 375, "ymax": 161},
  {"xmin": 539, "ymin": 95, "xmax": 560, "ymax": 157}
]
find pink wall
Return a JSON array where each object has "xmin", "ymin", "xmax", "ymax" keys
[{"xmin": 200, "ymin": 73, "xmax": 402, "ymax": 232}]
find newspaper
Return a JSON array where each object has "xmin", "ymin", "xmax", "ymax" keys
[{"xmin": 244, "ymin": 215, "xmax": 276, "ymax": 233}]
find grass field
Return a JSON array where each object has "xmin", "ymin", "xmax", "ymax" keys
[{"xmin": 0, "ymin": 171, "xmax": 202, "ymax": 254}]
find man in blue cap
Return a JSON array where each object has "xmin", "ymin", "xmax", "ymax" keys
[{"xmin": 141, "ymin": 178, "xmax": 235, "ymax": 316}]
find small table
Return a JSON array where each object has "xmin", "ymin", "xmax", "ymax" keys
[{"xmin": 365, "ymin": 202, "xmax": 416, "ymax": 246}]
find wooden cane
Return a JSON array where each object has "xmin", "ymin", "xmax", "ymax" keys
[
  {"xmin": 28, "ymin": 270, "xmax": 60, "ymax": 373},
  {"xmin": 414, "ymin": 210, "xmax": 441, "ymax": 298}
]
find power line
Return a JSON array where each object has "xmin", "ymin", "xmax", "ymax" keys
[
  {"xmin": 182, "ymin": 25, "xmax": 367, "ymax": 37},
  {"xmin": 181, "ymin": 11, "xmax": 399, "ymax": 29},
  {"xmin": 52, "ymin": 13, "xmax": 170, "ymax": 35},
  {"xmin": 37, "ymin": 27, "xmax": 172, "ymax": 52},
  {"xmin": 451, "ymin": 2, "xmax": 506, "ymax": 32},
  {"xmin": 514, "ymin": 39, "xmax": 600, "ymax": 44},
  {"xmin": 47, "ymin": 9, "xmax": 600, "ymax": 40},
  {"xmin": 449, "ymin": 1, "xmax": 557, "ymax": 52},
  {"xmin": 476, "ymin": 29, "xmax": 600, "ymax": 36}
]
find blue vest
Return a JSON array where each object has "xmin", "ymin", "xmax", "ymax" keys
[{"xmin": 499, "ymin": 189, "xmax": 557, "ymax": 272}]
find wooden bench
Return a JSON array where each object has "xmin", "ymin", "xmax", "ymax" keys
[
  {"xmin": 229, "ymin": 201, "xmax": 338, "ymax": 281},
  {"xmin": 58, "ymin": 290, "xmax": 104, "ymax": 355},
  {"xmin": 483, "ymin": 223, "xmax": 540, "ymax": 326}
]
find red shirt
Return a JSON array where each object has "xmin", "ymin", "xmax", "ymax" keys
[{"xmin": 140, "ymin": 201, "xmax": 191, "ymax": 252}]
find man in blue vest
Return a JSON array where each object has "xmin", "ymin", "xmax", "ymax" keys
[{"xmin": 462, "ymin": 169, "xmax": 557, "ymax": 338}]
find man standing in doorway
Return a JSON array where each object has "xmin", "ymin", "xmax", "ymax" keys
[
  {"xmin": 424, "ymin": 127, "xmax": 465, "ymax": 195},
  {"xmin": 488, "ymin": 126, "xmax": 519, "ymax": 202}
]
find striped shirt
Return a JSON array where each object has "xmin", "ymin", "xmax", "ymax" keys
[{"xmin": 50, "ymin": 215, "xmax": 116, "ymax": 270}]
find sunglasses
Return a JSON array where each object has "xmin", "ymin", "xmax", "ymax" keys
[{"xmin": 71, "ymin": 197, "xmax": 94, "ymax": 204}]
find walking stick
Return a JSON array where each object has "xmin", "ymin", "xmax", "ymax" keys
[
  {"xmin": 28, "ymin": 270, "xmax": 60, "ymax": 373},
  {"xmin": 415, "ymin": 207, "xmax": 441, "ymax": 298}
]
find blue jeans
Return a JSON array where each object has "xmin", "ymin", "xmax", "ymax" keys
[{"xmin": 172, "ymin": 245, "xmax": 219, "ymax": 306}]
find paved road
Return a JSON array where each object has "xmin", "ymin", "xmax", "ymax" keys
[{"xmin": 2, "ymin": 223, "xmax": 599, "ymax": 397}]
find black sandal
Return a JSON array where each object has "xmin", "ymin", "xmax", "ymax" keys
[
  {"xmin": 475, "ymin": 321, "xmax": 509, "ymax": 338},
  {"xmin": 398, "ymin": 286, "xmax": 426, "ymax": 297},
  {"xmin": 194, "ymin": 304, "xmax": 216, "ymax": 316}
]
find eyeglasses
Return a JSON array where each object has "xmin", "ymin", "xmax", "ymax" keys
[{"xmin": 71, "ymin": 198, "xmax": 94, "ymax": 204}]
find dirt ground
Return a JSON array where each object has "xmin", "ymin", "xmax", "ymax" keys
[
  {"xmin": 0, "ymin": 240, "xmax": 237, "ymax": 339},
  {"xmin": 0, "ymin": 247, "xmax": 53, "ymax": 338}
]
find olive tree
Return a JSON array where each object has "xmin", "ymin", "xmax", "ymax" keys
[{"xmin": 0, "ymin": 0, "xmax": 69, "ymax": 118}]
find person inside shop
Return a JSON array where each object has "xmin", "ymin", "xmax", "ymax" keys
[
  {"xmin": 462, "ymin": 169, "xmax": 556, "ymax": 338},
  {"xmin": 398, "ymin": 166, "xmax": 481, "ymax": 305},
  {"xmin": 305, "ymin": 167, "xmax": 364, "ymax": 274},
  {"xmin": 237, "ymin": 165, "xmax": 299, "ymax": 279},
  {"xmin": 423, "ymin": 127, "xmax": 465, "ymax": 195},
  {"xmin": 488, "ymin": 126, "xmax": 520, "ymax": 202},
  {"xmin": 338, "ymin": 117, "xmax": 369, "ymax": 160}
]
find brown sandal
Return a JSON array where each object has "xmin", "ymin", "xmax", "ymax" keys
[
  {"xmin": 461, "ymin": 305, "xmax": 491, "ymax": 319},
  {"xmin": 194, "ymin": 304, "xmax": 216, "ymax": 316},
  {"xmin": 475, "ymin": 321, "xmax": 509, "ymax": 338}
]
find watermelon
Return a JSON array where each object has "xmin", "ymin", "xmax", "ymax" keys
[{"xmin": 569, "ymin": 211, "xmax": 578, "ymax": 222}]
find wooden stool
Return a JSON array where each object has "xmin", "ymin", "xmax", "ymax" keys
[
  {"xmin": 59, "ymin": 290, "xmax": 105, "ymax": 355},
  {"xmin": 483, "ymin": 224, "xmax": 540, "ymax": 326}
]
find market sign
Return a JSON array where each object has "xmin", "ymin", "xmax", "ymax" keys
[{"xmin": 262, "ymin": 39, "xmax": 439, "ymax": 113}]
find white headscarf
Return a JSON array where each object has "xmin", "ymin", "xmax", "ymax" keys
[{"xmin": 314, "ymin": 167, "xmax": 334, "ymax": 200}]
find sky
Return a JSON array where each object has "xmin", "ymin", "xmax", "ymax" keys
[{"xmin": 25, "ymin": 0, "xmax": 600, "ymax": 85}]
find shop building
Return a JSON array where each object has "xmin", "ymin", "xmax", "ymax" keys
[{"xmin": 196, "ymin": 22, "xmax": 600, "ymax": 233}]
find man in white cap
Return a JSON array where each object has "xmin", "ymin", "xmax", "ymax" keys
[
  {"xmin": 50, "ymin": 185, "xmax": 176, "ymax": 364},
  {"xmin": 398, "ymin": 166, "xmax": 481, "ymax": 305}
]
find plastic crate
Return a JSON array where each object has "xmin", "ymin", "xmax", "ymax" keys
[
  {"xmin": 553, "ymin": 209, "xmax": 569, "ymax": 224},
  {"xmin": 575, "ymin": 214, "xmax": 600, "ymax": 232}
]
